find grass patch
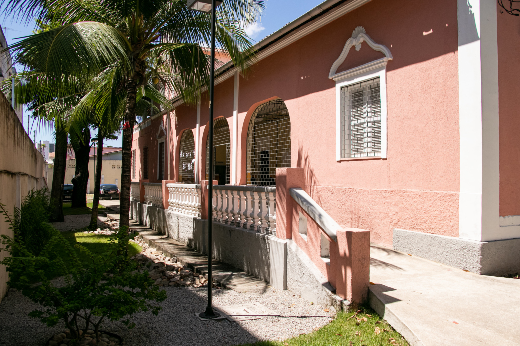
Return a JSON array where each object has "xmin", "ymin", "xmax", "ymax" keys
[
  {"xmin": 62, "ymin": 202, "xmax": 106, "ymax": 216},
  {"xmin": 59, "ymin": 231, "xmax": 141, "ymax": 267},
  {"xmin": 240, "ymin": 306, "xmax": 409, "ymax": 346}
]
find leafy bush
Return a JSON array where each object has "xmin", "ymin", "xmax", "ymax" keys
[
  {"xmin": 12, "ymin": 188, "xmax": 53, "ymax": 256},
  {"xmin": 0, "ymin": 192, "xmax": 167, "ymax": 343}
]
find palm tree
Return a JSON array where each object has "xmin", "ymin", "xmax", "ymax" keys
[{"xmin": 2, "ymin": 0, "xmax": 263, "ymax": 227}]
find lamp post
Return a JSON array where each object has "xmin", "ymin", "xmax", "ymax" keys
[{"xmin": 187, "ymin": 0, "xmax": 223, "ymax": 320}]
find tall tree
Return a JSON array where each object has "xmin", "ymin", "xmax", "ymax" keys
[
  {"xmin": 2, "ymin": 0, "xmax": 264, "ymax": 228},
  {"xmin": 69, "ymin": 120, "xmax": 91, "ymax": 208}
]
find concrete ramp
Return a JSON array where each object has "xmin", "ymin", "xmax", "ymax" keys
[{"xmin": 369, "ymin": 246, "xmax": 520, "ymax": 346}]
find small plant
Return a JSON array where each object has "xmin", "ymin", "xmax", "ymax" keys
[{"xmin": 0, "ymin": 191, "xmax": 167, "ymax": 343}]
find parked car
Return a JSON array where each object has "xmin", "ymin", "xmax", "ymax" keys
[
  {"xmin": 100, "ymin": 184, "xmax": 120, "ymax": 200},
  {"xmin": 63, "ymin": 184, "xmax": 73, "ymax": 200}
]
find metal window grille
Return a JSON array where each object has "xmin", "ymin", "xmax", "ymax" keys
[
  {"xmin": 132, "ymin": 149, "xmax": 136, "ymax": 179},
  {"xmin": 205, "ymin": 117, "xmax": 230, "ymax": 185},
  {"xmin": 158, "ymin": 142, "xmax": 165, "ymax": 181},
  {"xmin": 246, "ymin": 99, "xmax": 291, "ymax": 186},
  {"xmin": 142, "ymin": 147, "xmax": 149, "ymax": 179},
  {"xmin": 179, "ymin": 130, "xmax": 195, "ymax": 183},
  {"xmin": 340, "ymin": 77, "xmax": 381, "ymax": 158}
]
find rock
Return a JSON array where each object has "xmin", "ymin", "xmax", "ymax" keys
[
  {"xmin": 98, "ymin": 342, "xmax": 107, "ymax": 346},
  {"xmin": 60, "ymin": 344, "xmax": 68, "ymax": 346},
  {"xmin": 48, "ymin": 341, "xmax": 58, "ymax": 346}
]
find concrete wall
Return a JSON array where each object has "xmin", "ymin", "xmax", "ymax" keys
[{"xmin": 0, "ymin": 92, "xmax": 46, "ymax": 302}]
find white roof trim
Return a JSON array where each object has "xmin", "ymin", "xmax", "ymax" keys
[{"xmin": 134, "ymin": 0, "xmax": 372, "ymax": 132}]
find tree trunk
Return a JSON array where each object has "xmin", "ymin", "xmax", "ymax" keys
[
  {"xmin": 119, "ymin": 76, "xmax": 138, "ymax": 228},
  {"xmin": 49, "ymin": 122, "xmax": 67, "ymax": 222},
  {"xmin": 89, "ymin": 133, "xmax": 104, "ymax": 230},
  {"xmin": 71, "ymin": 125, "xmax": 90, "ymax": 208}
]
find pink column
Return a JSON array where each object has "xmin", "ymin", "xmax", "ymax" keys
[
  {"xmin": 275, "ymin": 168, "xmax": 305, "ymax": 240},
  {"xmin": 330, "ymin": 227, "xmax": 370, "ymax": 303},
  {"xmin": 200, "ymin": 180, "xmax": 218, "ymax": 220},
  {"xmin": 162, "ymin": 180, "xmax": 176, "ymax": 209},
  {"xmin": 139, "ymin": 180, "xmax": 148, "ymax": 203}
]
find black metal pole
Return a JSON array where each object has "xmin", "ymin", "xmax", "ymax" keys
[{"xmin": 200, "ymin": 0, "xmax": 219, "ymax": 319}]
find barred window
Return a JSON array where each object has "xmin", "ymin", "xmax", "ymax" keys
[
  {"xmin": 246, "ymin": 99, "xmax": 291, "ymax": 186},
  {"xmin": 340, "ymin": 77, "xmax": 381, "ymax": 158},
  {"xmin": 179, "ymin": 130, "xmax": 195, "ymax": 183},
  {"xmin": 205, "ymin": 117, "xmax": 230, "ymax": 185},
  {"xmin": 142, "ymin": 147, "xmax": 149, "ymax": 180},
  {"xmin": 158, "ymin": 141, "xmax": 165, "ymax": 181}
]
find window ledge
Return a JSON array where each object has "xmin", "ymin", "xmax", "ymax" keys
[{"xmin": 337, "ymin": 156, "xmax": 386, "ymax": 162}]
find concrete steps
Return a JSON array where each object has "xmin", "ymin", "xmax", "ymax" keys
[{"xmin": 132, "ymin": 228, "xmax": 269, "ymax": 294}]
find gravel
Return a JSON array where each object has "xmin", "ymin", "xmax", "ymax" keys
[
  {"xmin": 0, "ymin": 285, "xmax": 334, "ymax": 346},
  {"xmin": 0, "ymin": 227, "xmax": 335, "ymax": 346}
]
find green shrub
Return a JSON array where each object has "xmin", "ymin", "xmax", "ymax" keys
[
  {"xmin": 0, "ymin": 195, "xmax": 167, "ymax": 343},
  {"xmin": 13, "ymin": 188, "xmax": 53, "ymax": 256}
]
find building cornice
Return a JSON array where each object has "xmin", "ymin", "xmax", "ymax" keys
[{"xmin": 134, "ymin": 0, "xmax": 372, "ymax": 132}]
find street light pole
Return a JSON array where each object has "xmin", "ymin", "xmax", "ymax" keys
[{"xmin": 187, "ymin": 0, "xmax": 222, "ymax": 320}]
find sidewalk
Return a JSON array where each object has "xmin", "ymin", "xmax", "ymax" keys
[{"xmin": 369, "ymin": 246, "xmax": 520, "ymax": 346}]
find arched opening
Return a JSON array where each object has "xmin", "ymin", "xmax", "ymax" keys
[
  {"xmin": 246, "ymin": 99, "xmax": 291, "ymax": 186},
  {"xmin": 179, "ymin": 130, "xmax": 195, "ymax": 183},
  {"xmin": 205, "ymin": 117, "xmax": 230, "ymax": 185}
]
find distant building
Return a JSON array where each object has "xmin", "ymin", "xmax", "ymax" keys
[
  {"xmin": 64, "ymin": 146, "xmax": 123, "ymax": 193},
  {"xmin": 0, "ymin": 26, "xmax": 23, "ymax": 123}
]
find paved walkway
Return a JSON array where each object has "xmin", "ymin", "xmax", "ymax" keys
[{"xmin": 369, "ymin": 246, "xmax": 520, "ymax": 346}]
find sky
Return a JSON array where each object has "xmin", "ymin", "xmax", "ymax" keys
[{"xmin": 1, "ymin": 0, "xmax": 325, "ymax": 148}]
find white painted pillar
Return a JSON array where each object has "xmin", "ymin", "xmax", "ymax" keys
[
  {"xmin": 232, "ymin": 71, "xmax": 239, "ymax": 185},
  {"xmin": 195, "ymin": 100, "xmax": 201, "ymax": 183},
  {"xmin": 457, "ymin": 0, "xmax": 499, "ymax": 241}
]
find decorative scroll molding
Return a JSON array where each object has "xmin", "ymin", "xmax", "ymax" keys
[
  {"xmin": 329, "ymin": 26, "xmax": 393, "ymax": 81},
  {"xmin": 156, "ymin": 122, "xmax": 166, "ymax": 139}
]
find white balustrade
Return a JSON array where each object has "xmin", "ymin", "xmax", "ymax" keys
[
  {"xmin": 212, "ymin": 186, "xmax": 276, "ymax": 234},
  {"xmin": 166, "ymin": 183, "xmax": 201, "ymax": 217},
  {"xmin": 143, "ymin": 183, "xmax": 163, "ymax": 207}
]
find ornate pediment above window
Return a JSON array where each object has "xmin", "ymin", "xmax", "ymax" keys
[
  {"xmin": 156, "ymin": 123, "xmax": 166, "ymax": 139},
  {"xmin": 329, "ymin": 27, "xmax": 393, "ymax": 83}
]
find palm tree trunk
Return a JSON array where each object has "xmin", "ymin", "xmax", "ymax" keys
[
  {"xmin": 71, "ymin": 126, "xmax": 90, "ymax": 208},
  {"xmin": 119, "ymin": 76, "xmax": 138, "ymax": 228},
  {"xmin": 89, "ymin": 132, "xmax": 104, "ymax": 230},
  {"xmin": 49, "ymin": 121, "xmax": 67, "ymax": 222}
]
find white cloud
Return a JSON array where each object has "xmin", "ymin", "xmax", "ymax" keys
[{"xmin": 244, "ymin": 22, "xmax": 265, "ymax": 39}]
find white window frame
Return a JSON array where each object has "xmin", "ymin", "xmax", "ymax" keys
[
  {"xmin": 335, "ymin": 67, "xmax": 387, "ymax": 160},
  {"xmin": 329, "ymin": 26, "xmax": 392, "ymax": 161},
  {"xmin": 156, "ymin": 123, "xmax": 166, "ymax": 181}
]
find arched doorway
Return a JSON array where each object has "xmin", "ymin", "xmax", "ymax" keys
[
  {"xmin": 205, "ymin": 117, "xmax": 230, "ymax": 185},
  {"xmin": 246, "ymin": 99, "xmax": 291, "ymax": 186},
  {"xmin": 179, "ymin": 130, "xmax": 195, "ymax": 183}
]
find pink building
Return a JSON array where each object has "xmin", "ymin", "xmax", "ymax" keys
[{"xmin": 130, "ymin": 0, "xmax": 520, "ymax": 304}]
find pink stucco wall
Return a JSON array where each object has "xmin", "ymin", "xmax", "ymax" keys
[
  {"xmin": 132, "ymin": 0, "xmax": 461, "ymax": 247},
  {"xmin": 497, "ymin": 8, "xmax": 520, "ymax": 217}
]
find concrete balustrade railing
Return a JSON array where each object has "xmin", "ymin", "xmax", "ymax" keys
[
  {"xmin": 143, "ymin": 183, "xmax": 163, "ymax": 207},
  {"xmin": 166, "ymin": 183, "xmax": 201, "ymax": 217},
  {"xmin": 130, "ymin": 182, "xmax": 140, "ymax": 201},
  {"xmin": 212, "ymin": 185, "xmax": 276, "ymax": 234}
]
